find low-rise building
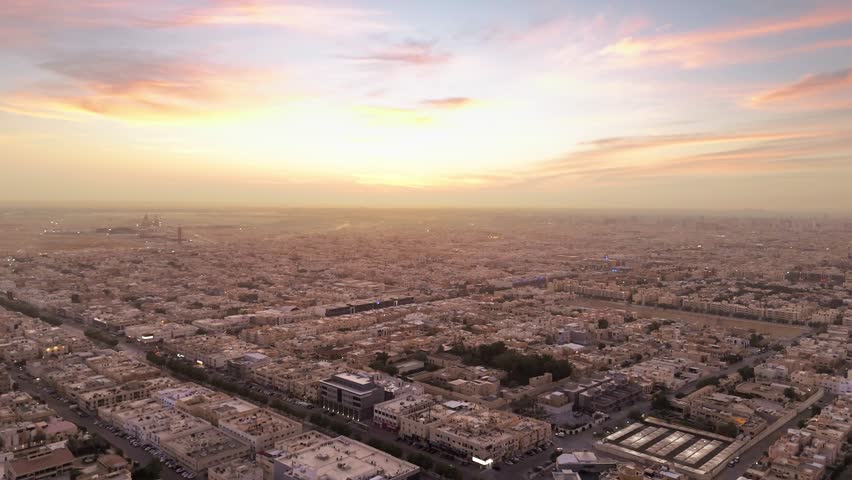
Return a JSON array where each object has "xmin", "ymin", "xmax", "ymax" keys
[
  {"xmin": 218, "ymin": 409, "xmax": 303, "ymax": 453},
  {"xmin": 160, "ymin": 427, "xmax": 251, "ymax": 476},
  {"xmin": 208, "ymin": 458, "xmax": 264, "ymax": 480},
  {"xmin": 373, "ymin": 393, "xmax": 436, "ymax": 431},
  {"xmin": 270, "ymin": 431, "xmax": 419, "ymax": 480},
  {"xmin": 3, "ymin": 447, "xmax": 74, "ymax": 480},
  {"xmin": 400, "ymin": 400, "xmax": 551, "ymax": 462}
]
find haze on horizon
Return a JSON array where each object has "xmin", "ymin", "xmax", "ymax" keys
[{"xmin": 1, "ymin": 0, "xmax": 852, "ymax": 210}]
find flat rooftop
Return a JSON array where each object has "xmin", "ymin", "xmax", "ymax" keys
[
  {"xmin": 276, "ymin": 435, "xmax": 418, "ymax": 480},
  {"xmin": 600, "ymin": 418, "xmax": 744, "ymax": 477}
]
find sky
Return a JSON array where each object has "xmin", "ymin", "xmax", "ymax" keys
[{"xmin": 1, "ymin": 0, "xmax": 852, "ymax": 210}]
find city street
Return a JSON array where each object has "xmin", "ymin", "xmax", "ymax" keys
[
  {"xmin": 12, "ymin": 372, "xmax": 183, "ymax": 480},
  {"xmin": 729, "ymin": 395, "xmax": 831, "ymax": 478}
]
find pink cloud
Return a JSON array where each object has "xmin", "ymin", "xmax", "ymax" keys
[
  {"xmin": 174, "ymin": 0, "xmax": 392, "ymax": 35},
  {"xmin": 749, "ymin": 67, "xmax": 852, "ymax": 107},
  {"xmin": 602, "ymin": 7, "xmax": 852, "ymax": 67},
  {"xmin": 0, "ymin": 51, "xmax": 279, "ymax": 122},
  {"xmin": 342, "ymin": 40, "xmax": 451, "ymax": 65}
]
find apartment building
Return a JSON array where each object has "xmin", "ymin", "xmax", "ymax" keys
[
  {"xmin": 399, "ymin": 400, "xmax": 551, "ymax": 462},
  {"xmin": 270, "ymin": 432, "xmax": 419, "ymax": 480},
  {"xmin": 373, "ymin": 394, "xmax": 437, "ymax": 431},
  {"xmin": 3, "ymin": 447, "xmax": 74, "ymax": 480},
  {"xmin": 177, "ymin": 395, "xmax": 259, "ymax": 427},
  {"xmin": 218, "ymin": 409, "xmax": 303, "ymax": 453},
  {"xmin": 207, "ymin": 458, "xmax": 263, "ymax": 480},
  {"xmin": 160, "ymin": 428, "xmax": 251, "ymax": 476}
]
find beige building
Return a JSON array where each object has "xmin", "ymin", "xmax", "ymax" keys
[
  {"xmin": 208, "ymin": 458, "xmax": 264, "ymax": 480},
  {"xmin": 4, "ymin": 447, "xmax": 74, "ymax": 480},
  {"xmin": 218, "ymin": 409, "xmax": 303, "ymax": 453},
  {"xmin": 270, "ymin": 431, "xmax": 419, "ymax": 480},
  {"xmin": 161, "ymin": 428, "xmax": 251, "ymax": 476},
  {"xmin": 400, "ymin": 400, "xmax": 551, "ymax": 462},
  {"xmin": 175, "ymin": 394, "xmax": 258, "ymax": 426},
  {"xmin": 373, "ymin": 394, "xmax": 437, "ymax": 431}
]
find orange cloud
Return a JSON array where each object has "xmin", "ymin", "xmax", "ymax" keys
[
  {"xmin": 749, "ymin": 67, "xmax": 852, "ymax": 106},
  {"xmin": 603, "ymin": 7, "xmax": 852, "ymax": 67},
  {"xmin": 420, "ymin": 97, "xmax": 474, "ymax": 109},
  {"xmin": 0, "ymin": 51, "xmax": 279, "ymax": 123},
  {"xmin": 175, "ymin": 0, "xmax": 392, "ymax": 35},
  {"xmin": 505, "ymin": 129, "xmax": 842, "ymax": 187}
]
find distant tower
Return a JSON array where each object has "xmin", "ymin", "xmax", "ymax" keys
[{"xmin": 177, "ymin": 226, "xmax": 183, "ymax": 243}]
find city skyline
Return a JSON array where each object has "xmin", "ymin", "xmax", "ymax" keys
[{"xmin": 2, "ymin": 0, "xmax": 852, "ymax": 209}]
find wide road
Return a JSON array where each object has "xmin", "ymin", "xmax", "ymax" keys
[
  {"xmin": 572, "ymin": 298, "xmax": 807, "ymax": 339},
  {"xmin": 728, "ymin": 394, "xmax": 830, "ymax": 479},
  {"xmin": 12, "ymin": 371, "xmax": 183, "ymax": 480}
]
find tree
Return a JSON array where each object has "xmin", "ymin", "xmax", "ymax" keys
[
  {"xmin": 435, "ymin": 463, "xmax": 462, "ymax": 480},
  {"xmin": 697, "ymin": 376, "xmax": 720, "ymax": 388},
  {"xmin": 628, "ymin": 410, "xmax": 643, "ymax": 421},
  {"xmin": 784, "ymin": 387, "xmax": 797, "ymax": 400},
  {"xmin": 749, "ymin": 333, "xmax": 764, "ymax": 347},
  {"xmin": 369, "ymin": 351, "xmax": 398, "ymax": 375},
  {"xmin": 717, "ymin": 422, "xmax": 739, "ymax": 438},
  {"xmin": 598, "ymin": 318, "xmax": 609, "ymax": 329},
  {"xmin": 651, "ymin": 392, "xmax": 672, "ymax": 411},
  {"xmin": 132, "ymin": 459, "xmax": 161, "ymax": 480},
  {"xmin": 738, "ymin": 366, "xmax": 755, "ymax": 381},
  {"xmin": 406, "ymin": 452, "xmax": 433, "ymax": 470},
  {"xmin": 646, "ymin": 321, "xmax": 661, "ymax": 333}
]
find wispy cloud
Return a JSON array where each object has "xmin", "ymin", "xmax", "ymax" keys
[
  {"xmin": 174, "ymin": 0, "xmax": 392, "ymax": 35},
  {"xmin": 749, "ymin": 67, "xmax": 852, "ymax": 107},
  {"xmin": 602, "ymin": 7, "xmax": 852, "ymax": 67},
  {"xmin": 355, "ymin": 106, "xmax": 432, "ymax": 125},
  {"xmin": 0, "ymin": 50, "xmax": 279, "ymax": 123},
  {"xmin": 341, "ymin": 40, "xmax": 451, "ymax": 65},
  {"xmin": 420, "ymin": 97, "xmax": 474, "ymax": 109},
  {"xmin": 480, "ymin": 130, "xmax": 844, "ymax": 188}
]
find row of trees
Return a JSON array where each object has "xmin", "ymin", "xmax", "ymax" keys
[
  {"xmin": 146, "ymin": 352, "xmax": 307, "ymax": 420},
  {"xmin": 85, "ymin": 328, "xmax": 119, "ymax": 347},
  {"xmin": 367, "ymin": 439, "xmax": 462, "ymax": 480},
  {"xmin": 309, "ymin": 413, "xmax": 351, "ymax": 436},
  {"xmin": 450, "ymin": 341, "xmax": 573, "ymax": 385},
  {"xmin": 369, "ymin": 352, "xmax": 399, "ymax": 375},
  {"xmin": 0, "ymin": 295, "xmax": 63, "ymax": 326}
]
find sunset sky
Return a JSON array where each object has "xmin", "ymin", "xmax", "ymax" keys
[{"xmin": 2, "ymin": 0, "xmax": 851, "ymax": 210}]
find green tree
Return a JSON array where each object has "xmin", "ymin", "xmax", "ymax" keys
[
  {"xmin": 598, "ymin": 318, "xmax": 609, "ymax": 329},
  {"xmin": 738, "ymin": 366, "xmax": 755, "ymax": 381},
  {"xmin": 697, "ymin": 376, "xmax": 720, "ymax": 388},
  {"xmin": 651, "ymin": 392, "xmax": 672, "ymax": 411},
  {"xmin": 435, "ymin": 463, "xmax": 462, "ymax": 480},
  {"xmin": 132, "ymin": 459, "xmax": 161, "ymax": 480},
  {"xmin": 717, "ymin": 422, "xmax": 739, "ymax": 438}
]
